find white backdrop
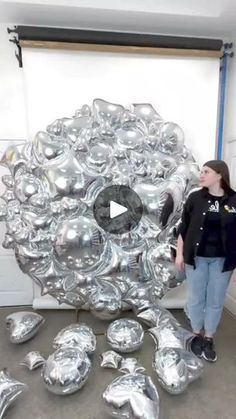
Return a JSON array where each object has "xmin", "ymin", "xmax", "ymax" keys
[
  {"xmin": 20, "ymin": 47, "xmax": 220, "ymax": 309},
  {"xmin": 22, "ymin": 48, "xmax": 220, "ymax": 166}
]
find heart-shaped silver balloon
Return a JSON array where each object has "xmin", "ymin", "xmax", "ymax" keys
[{"xmin": 5, "ymin": 311, "xmax": 45, "ymax": 343}]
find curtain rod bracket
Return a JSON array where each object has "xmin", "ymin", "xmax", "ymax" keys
[
  {"xmin": 222, "ymin": 42, "xmax": 233, "ymax": 58},
  {"xmin": 7, "ymin": 26, "xmax": 23, "ymax": 68}
]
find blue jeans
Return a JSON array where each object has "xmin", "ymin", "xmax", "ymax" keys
[{"xmin": 185, "ymin": 257, "xmax": 232, "ymax": 336}]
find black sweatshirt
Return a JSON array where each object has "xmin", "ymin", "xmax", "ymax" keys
[{"xmin": 177, "ymin": 188, "xmax": 236, "ymax": 272}]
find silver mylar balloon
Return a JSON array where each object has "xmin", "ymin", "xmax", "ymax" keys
[
  {"xmin": 158, "ymin": 122, "xmax": 184, "ymax": 155},
  {"xmin": 149, "ymin": 324, "xmax": 193, "ymax": 350},
  {"xmin": 79, "ymin": 143, "xmax": 113, "ymax": 177},
  {"xmin": 118, "ymin": 358, "xmax": 146, "ymax": 374},
  {"xmin": 143, "ymin": 243, "xmax": 179, "ymax": 292},
  {"xmin": 53, "ymin": 323, "xmax": 96, "ymax": 355},
  {"xmin": 0, "ymin": 369, "xmax": 27, "ymax": 419},
  {"xmin": 138, "ymin": 306, "xmax": 180, "ymax": 328},
  {"xmin": 93, "ymin": 98, "xmax": 124, "ymax": 125},
  {"xmin": 88, "ymin": 279, "xmax": 122, "ymax": 320},
  {"xmin": 132, "ymin": 103, "xmax": 162, "ymax": 125},
  {"xmin": 54, "ymin": 216, "xmax": 104, "ymax": 271},
  {"xmin": 100, "ymin": 351, "xmax": 123, "ymax": 369},
  {"xmin": 42, "ymin": 346, "xmax": 91, "ymax": 395},
  {"xmin": 133, "ymin": 183, "xmax": 163, "ymax": 226},
  {"xmin": 33, "ymin": 131, "xmax": 69, "ymax": 163},
  {"xmin": 153, "ymin": 347, "xmax": 203, "ymax": 395},
  {"xmin": 20, "ymin": 351, "xmax": 45, "ymax": 370},
  {"xmin": 5, "ymin": 311, "xmax": 45, "ymax": 343},
  {"xmin": 42, "ymin": 151, "xmax": 85, "ymax": 197},
  {"xmin": 116, "ymin": 127, "xmax": 144, "ymax": 151},
  {"xmin": 1, "ymin": 142, "xmax": 32, "ymax": 175},
  {"xmin": 106, "ymin": 319, "xmax": 144, "ymax": 353},
  {"xmin": 123, "ymin": 282, "xmax": 155, "ymax": 314},
  {"xmin": 0, "ymin": 100, "xmax": 200, "ymax": 311},
  {"xmin": 103, "ymin": 373, "xmax": 160, "ymax": 419}
]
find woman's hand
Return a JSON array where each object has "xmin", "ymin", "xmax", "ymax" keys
[{"xmin": 175, "ymin": 254, "xmax": 185, "ymax": 271}]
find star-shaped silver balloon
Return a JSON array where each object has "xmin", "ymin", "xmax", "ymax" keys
[{"xmin": 100, "ymin": 351, "xmax": 123, "ymax": 369}]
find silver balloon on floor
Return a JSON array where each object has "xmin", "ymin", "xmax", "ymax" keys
[
  {"xmin": 0, "ymin": 369, "xmax": 27, "ymax": 419},
  {"xmin": 5, "ymin": 311, "xmax": 45, "ymax": 343},
  {"xmin": 103, "ymin": 373, "xmax": 160, "ymax": 419},
  {"xmin": 41, "ymin": 346, "xmax": 91, "ymax": 395},
  {"xmin": 106, "ymin": 318, "xmax": 144, "ymax": 353},
  {"xmin": 53, "ymin": 323, "xmax": 96, "ymax": 355},
  {"xmin": 20, "ymin": 351, "xmax": 45, "ymax": 370}
]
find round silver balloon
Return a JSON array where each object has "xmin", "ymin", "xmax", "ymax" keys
[
  {"xmin": 106, "ymin": 319, "xmax": 144, "ymax": 353},
  {"xmin": 5, "ymin": 311, "xmax": 45, "ymax": 343},
  {"xmin": 0, "ymin": 369, "xmax": 28, "ymax": 418},
  {"xmin": 54, "ymin": 216, "xmax": 104, "ymax": 271},
  {"xmin": 41, "ymin": 346, "xmax": 91, "ymax": 395},
  {"xmin": 20, "ymin": 351, "xmax": 45, "ymax": 370},
  {"xmin": 53, "ymin": 323, "xmax": 96, "ymax": 355},
  {"xmin": 88, "ymin": 279, "xmax": 122, "ymax": 320},
  {"xmin": 0, "ymin": 100, "xmax": 200, "ymax": 312},
  {"xmin": 103, "ymin": 373, "xmax": 160, "ymax": 419},
  {"xmin": 158, "ymin": 122, "xmax": 184, "ymax": 155}
]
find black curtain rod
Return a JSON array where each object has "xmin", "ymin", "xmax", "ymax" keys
[{"xmin": 15, "ymin": 25, "xmax": 223, "ymax": 51}]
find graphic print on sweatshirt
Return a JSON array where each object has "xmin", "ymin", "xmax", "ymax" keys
[{"xmin": 208, "ymin": 200, "xmax": 220, "ymax": 213}]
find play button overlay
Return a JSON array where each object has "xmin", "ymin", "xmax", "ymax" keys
[
  {"xmin": 110, "ymin": 201, "xmax": 128, "ymax": 218},
  {"xmin": 93, "ymin": 185, "xmax": 143, "ymax": 234}
]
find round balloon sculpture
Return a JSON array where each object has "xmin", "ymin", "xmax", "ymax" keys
[{"xmin": 0, "ymin": 99, "xmax": 200, "ymax": 316}]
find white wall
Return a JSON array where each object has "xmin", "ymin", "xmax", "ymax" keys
[
  {"xmin": 22, "ymin": 47, "xmax": 220, "ymax": 167},
  {"xmin": 0, "ymin": 23, "xmax": 33, "ymax": 305},
  {"xmin": 0, "ymin": 24, "xmax": 27, "ymax": 139}
]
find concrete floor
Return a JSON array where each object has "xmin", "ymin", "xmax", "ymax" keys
[{"xmin": 0, "ymin": 307, "xmax": 236, "ymax": 419}]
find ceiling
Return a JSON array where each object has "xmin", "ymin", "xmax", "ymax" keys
[{"xmin": 0, "ymin": 0, "xmax": 236, "ymax": 39}]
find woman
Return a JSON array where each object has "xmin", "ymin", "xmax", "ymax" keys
[{"xmin": 175, "ymin": 160, "xmax": 236, "ymax": 362}]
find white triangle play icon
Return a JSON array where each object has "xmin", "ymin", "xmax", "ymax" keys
[{"xmin": 110, "ymin": 201, "xmax": 128, "ymax": 219}]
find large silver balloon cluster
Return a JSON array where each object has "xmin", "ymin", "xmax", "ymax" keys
[{"xmin": 0, "ymin": 99, "xmax": 200, "ymax": 314}]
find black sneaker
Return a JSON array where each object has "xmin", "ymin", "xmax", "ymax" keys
[
  {"xmin": 190, "ymin": 334, "xmax": 204, "ymax": 358},
  {"xmin": 202, "ymin": 338, "xmax": 217, "ymax": 362}
]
